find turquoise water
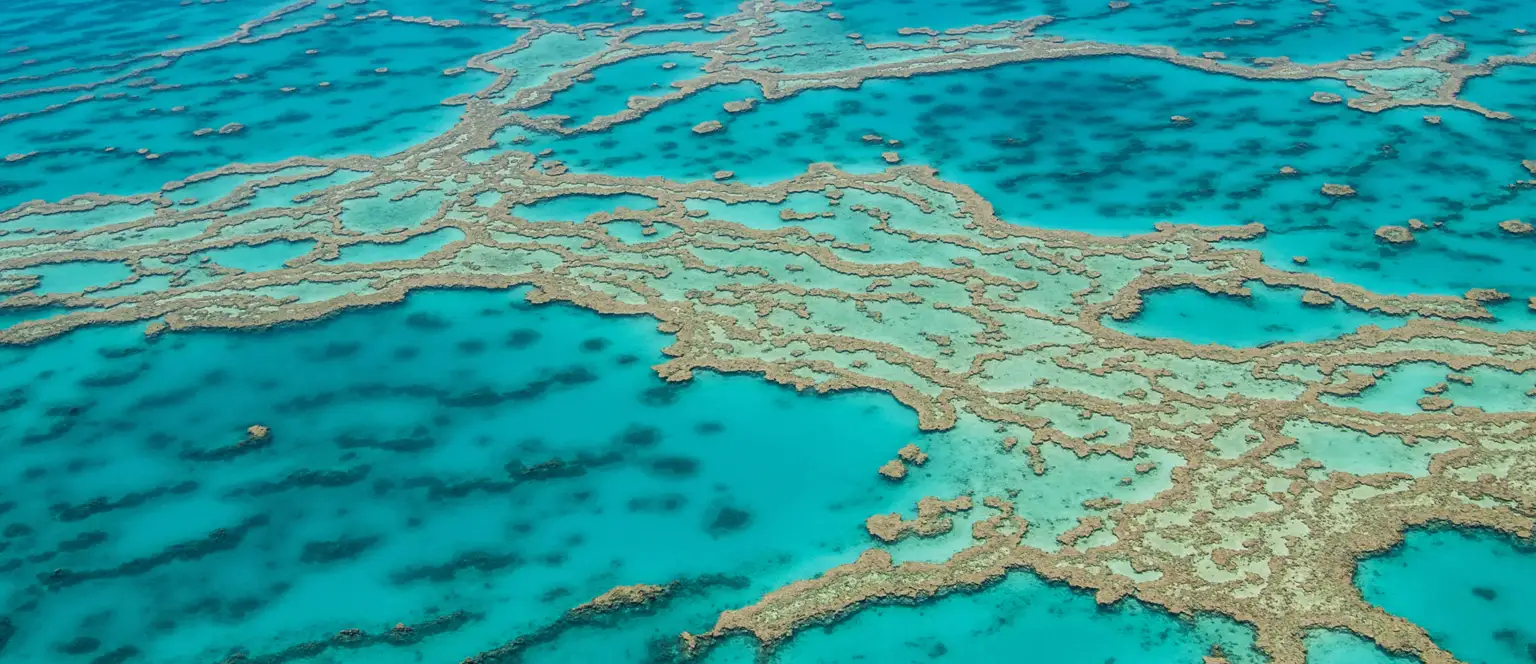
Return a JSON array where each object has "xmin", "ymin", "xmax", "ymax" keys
[
  {"xmin": 536, "ymin": 53, "xmax": 712, "ymax": 127},
  {"xmin": 0, "ymin": 0, "xmax": 511, "ymax": 207},
  {"xmin": 3, "ymin": 0, "xmax": 1536, "ymax": 662},
  {"xmin": 1305, "ymin": 630, "xmax": 1417, "ymax": 664},
  {"xmin": 1359, "ymin": 529, "xmax": 1536, "ymax": 664},
  {"xmin": 196, "ymin": 240, "xmax": 317, "ymax": 273},
  {"xmin": 1108, "ymin": 282, "xmax": 1410, "ymax": 347},
  {"xmin": 0, "ymin": 289, "xmax": 922, "ymax": 662},
  {"xmin": 1322, "ymin": 361, "xmax": 1536, "ymax": 415}
]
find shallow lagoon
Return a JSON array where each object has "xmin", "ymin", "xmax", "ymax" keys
[{"xmin": 1108, "ymin": 282, "xmax": 1411, "ymax": 347}]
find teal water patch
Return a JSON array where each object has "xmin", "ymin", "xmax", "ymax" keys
[
  {"xmin": 0, "ymin": 287, "xmax": 932, "ymax": 663},
  {"xmin": 1358, "ymin": 528, "xmax": 1536, "ymax": 664},
  {"xmin": 624, "ymin": 28, "xmax": 728, "ymax": 47},
  {"xmin": 169, "ymin": 167, "xmax": 330, "ymax": 209},
  {"xmin": 85, "ymin": 274, "xmax": 177, "ymax": 299},
  {"xmin": 1, "ymin": 202, "xmax": 158, "ymax": 235},
  {"xmin": 473, "ymin": 190, "xmax": 503, "ymax": 209},
  {"xmin": 0, "ymin": 0, "xmax": 513, "ymax": 208},
  {"xmin": 484, "ymin": 31, "xmax": 612, "ymax": 105},
  {"xmin": 1339, "ymin": 68, "xmax": 1447, "ymax": 100},
  {"xmin": 14, "ymin": 260, "xmax": 134, "ymax": 294},
  {"xmin": 243, "ymin": 170, "xmax": 372, "ymax": 211},
  {"xmin": 1459, "ymin": 301, "xmax": 1536, "ymax": 333},
  {"xmin": 0, "ymin": 304, "xmax": 67, "ymax": 329},
  {"xmin": 196, "ymin": 240, "xmax": 317, "ymax": 273},
  {"xmin": 1107, "ymin": 283, "xmax": 1408, "ymax": 347},
  {"xmin": 338, "ymin": 182, "xmax": 448, "ymax": 234},
  {"xmin": 1305, "ymin": 630, "xmax": 1417, "ymax": 664},
  {"xmin": 1321, "ymin": 361, "xmax": 1536, "ymax": 415},
  {"xmin": 605, "ymin": 220, "xmax": 678, "ymax": 243},
  {"xmin": 513, "ymin": 193, "xmax": 657, "ymax": 222},
  {"xmin": 535, "ymin": 53, "xmax": 711, "ymax": 126},
  {"xmin": 0, "ymin": 0, "xmax": 253, "ymax": 86},
  {"xmin": 1463, "ymin": 64, "xmax": 1536, "ymax": 125},
  {"xmin": 686, "ymin": 193, "xmax": 833, "ymax": 229},
  {"xmin": 1265, "ymin": 419, "xmax": 1460, "ymax": 477}
]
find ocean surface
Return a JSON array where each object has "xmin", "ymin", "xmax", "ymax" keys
[{"xmin": 1, "ymin": 0, "xmax": 1534, "ymax": 663}]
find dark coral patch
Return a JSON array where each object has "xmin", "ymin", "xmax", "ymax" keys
[{"xmin": 705, "ymin": 506, "xmax": 751, "ymax": 536}]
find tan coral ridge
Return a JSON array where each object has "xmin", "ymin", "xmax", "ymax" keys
[
  {"xmin": 570, "ymin": 582, "xmax": 673, "ymax": 617},
  {"xmin": 686, "ymin": 498, "xmax": 1028, "ymax": 652},
  {"xmin": 864, "ymin": 495, "xmax": 973, "ymax": 543}
]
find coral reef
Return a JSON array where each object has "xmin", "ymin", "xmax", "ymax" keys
[{"xmin": 3, "ymin": 2, "xmax": 1536, "ymax": 663}]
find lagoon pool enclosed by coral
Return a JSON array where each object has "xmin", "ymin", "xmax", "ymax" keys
[{"xmin": 1, "ymin": 0, "xmax": 1535, "ymax": 663}]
